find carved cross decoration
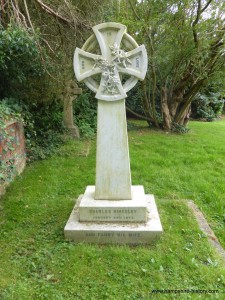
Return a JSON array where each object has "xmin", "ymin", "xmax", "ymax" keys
[
  {"xmin": 74, "ymin": 22, "xmax": 147, "ymax": 101},
  {"xmin": 74, "ymin": 22, "xmax": 147, "ymax": 200}
]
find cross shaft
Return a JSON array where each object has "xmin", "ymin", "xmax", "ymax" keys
[{"xmin": 74, "ymin": 22, "xmax": 147, "ymax": 200}]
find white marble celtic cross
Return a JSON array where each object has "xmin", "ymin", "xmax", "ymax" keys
[{"xmin": 74, "ymin": 22, "xmax": 147, "ymax": 200}]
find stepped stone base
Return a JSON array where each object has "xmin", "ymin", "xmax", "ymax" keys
[
  {"xmin": 64, "ymin": 187, "xmax": 163, "ymax": 245},
  {"xmin": 79, "ymin": 185, "xmax": 147, "ymax": 222}
]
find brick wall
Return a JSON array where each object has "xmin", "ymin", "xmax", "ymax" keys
[{"xmin": 0, "ymin": 120, "xmax": 26, "ymax": 196}]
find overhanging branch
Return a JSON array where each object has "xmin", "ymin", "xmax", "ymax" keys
[
  {"xmin": 201, "ymin": 0, "xmax": 213, "ymax": 13},
  {"xmin": 35, "ymin": 0, "xmax": 71, "ymax": 25},
  {"xmin": 126, "ymin": 106, "xmax": 153, "ymax": 123}
]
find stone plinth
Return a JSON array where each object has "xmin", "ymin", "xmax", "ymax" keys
[
  {"xmin": 79, "ymin": 186, "xmax": 147, "ymax": 222},
  {"xmin": 65, "ymin": 22, "xmax": 163, "ymax": 245},
  {"xmin": 64, "ymin": 194, "xmax": 162, "ymax": 245}
]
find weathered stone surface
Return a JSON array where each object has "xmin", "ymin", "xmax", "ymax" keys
[
  {"xmin": 64, "ymin": 195, "xmax": 163, "ymax": 245},
  {"xmin": 95, "ymin": 100, "xmax": 132, "ymax": 200},
  {"xmin": 74, "ymin": 22, "xmax": 147, "ymax": 200},
  {"xmin": 64, "ymin": 22, "xmax": 163, "ymax": 245},
  {"xmin": 74, "ymin": 22, "xmax": 147, "ymax": 101},
  {"xmin": 63, "ymin": 80, "xmax": 82, "ymax": 139},
  {"xmin": 0, "ymin": 120, "xmax": 26, "ymax": 197},
  {"xmin": 79, "ymin": 186, "xmax": 147, "ymax": 222}
]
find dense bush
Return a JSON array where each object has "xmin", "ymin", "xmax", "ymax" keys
[
  {"xmin": 126, "ymin": 83, "xmax": 145, "ymax": 116},
  {"xmin": 192, "ymin": 92, "xmax": 225, "ymax": 121},
  {"xmin": 24, "ymin": 101, "xmax": 65, "ymax": 161},
  {"xmin": 73, "ymin": 92, "xmax": 97, "ymax": 138},
  {"xmin": 0, "ymin": 25, "xmax": 45, "ymax": 99},
  {"xmin": 0, "ymin": 25, "xmax": 66, "ymax": 162},
  {"xmin": 1, "ymin": 98, "xmax": 65, "ymax": 161}
]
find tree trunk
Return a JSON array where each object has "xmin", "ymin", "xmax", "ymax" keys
[
  {"xmin": 141, "ymin": 79, "xmax": 160, "ymax": 128},
  {"xmin": 161, "ymin": 87, "xmax": 193, "ymax": 130},
  {"xmin": 161, "ymin": 87, "xmax": 172, "ymax": 130}
]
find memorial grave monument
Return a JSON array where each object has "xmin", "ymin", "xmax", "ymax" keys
[{"xmin": 64, "ymin": 22, "xmax": 163, "ymax": 244}]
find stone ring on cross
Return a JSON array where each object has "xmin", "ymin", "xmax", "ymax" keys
[
  {"xmin": 65, "ymin": 22, "xmax": 163, "ymax": 244},
  {"xmin": 74, "ymin": 22, "xmax": 147, "ymax": 101}
]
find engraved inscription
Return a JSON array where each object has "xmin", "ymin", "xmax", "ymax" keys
[
  {"xmin": 88, "ymin": 208, "xmax": 137, "ymax": 220},
  {"xmin": 86, "ymin": 232, "xmax": 95, "ymax": 236},
  {"xmin": 89, "ymin": 209, "xmax": 137, "ymax": 214},
  {"xmin": 97, "ymin": 232, "xmax": 114, "ymax": 237},
  {"xmin": 81, "ymin": 60, "xmax": 85, "ymax": 69},
  {"xmin": 129, "ymin": 233, "xmax": 140, "ymax": 237},
  {"xmin": 136, "ymin": 57, "xmax": 140, "ymax": 68},
  {"xmin": 85, "ymin": 232, "xmax": 142, "ymax": 239}
]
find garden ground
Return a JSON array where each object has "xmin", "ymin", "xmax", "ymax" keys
[{"xmin": 0, "ymin": 119, "xmax": 225, "ymax": 299}]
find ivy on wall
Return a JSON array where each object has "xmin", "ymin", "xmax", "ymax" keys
[{"xmin": 0, "ymin": 101, "xmax": 24, "ymax": 184}]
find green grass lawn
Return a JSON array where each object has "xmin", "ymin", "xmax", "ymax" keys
[{"xmin": 0, "ymin": 119, "xmax": 225, "ymax": 299}]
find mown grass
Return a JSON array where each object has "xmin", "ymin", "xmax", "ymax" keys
[
  {"xmin": 129, "ymin": 119, "xmax": 225, "ymax": 248},
  {"xmin": 0, "ymin": 120, "xmax": 225, "ymax": 300}
]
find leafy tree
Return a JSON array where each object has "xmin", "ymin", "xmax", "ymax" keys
[
  {"xmin": 114, "ymin": 0, "xmax": 225, "ymax": 130},
  {"xmin": 0, "ymin": 1, "xmax": 112, "ymax": 164},
  {"xmin": 0, "ymin": 25, "xmax": 45, "ymax": 99},
  {"xmin": 0, "ymin": 0, "xmax": 109, "ymax": 136},
  {"xmin": 191, "ymin": 79, "xmax": 225, "ymax": 121}
]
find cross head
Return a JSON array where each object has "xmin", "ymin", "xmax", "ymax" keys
[
  {"xmin": 74, "ymin": 22, "xmax": 147, "ymax": 101},
  {"xmin": 73, "ymin": 22, "xmax": 147, "ymax": 200}
]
